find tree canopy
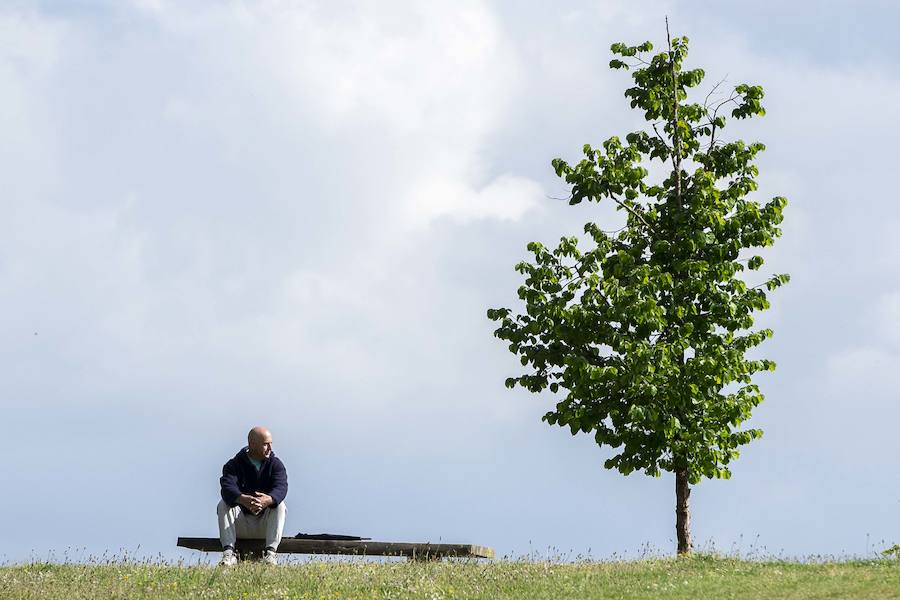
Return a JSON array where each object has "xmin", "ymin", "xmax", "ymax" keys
[{"xmin": 487, "ymin": 30, "xmax": 788, "ymax": 551}]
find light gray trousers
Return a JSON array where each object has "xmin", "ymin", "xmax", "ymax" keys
[{"xmin": 217, "ymin": 499, "xmax": 287, "ymax": 550}]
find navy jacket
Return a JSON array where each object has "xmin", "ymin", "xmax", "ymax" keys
[{"xmin": 220, "ymin": 447, "xmax": 288, "ymax": 513}]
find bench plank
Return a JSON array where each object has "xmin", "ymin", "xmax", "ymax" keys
[{"xmin": 177, "ymin": 537, "xmax": 494, "ymax": 559}]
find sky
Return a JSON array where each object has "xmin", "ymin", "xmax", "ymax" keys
[{"xmin": 1, "ymin": 0, "xmax": 898, "ymax": 563}]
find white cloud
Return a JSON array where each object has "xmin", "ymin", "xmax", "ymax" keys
[
  {"xmin": 874, "ymin": 218, "xmax": 900, "ymax": 278},
  {"xmin": 0, "ymin": 0, "xmax": 549, "ymax": 404},
  {"xmin": 136, "ymin": 0, "xmax": 541, "ymax": 229},
  {"xmin": 0, "ymin": 10, "xmax": 62, "ymax": 69},
  {"xmin": 873, "ymin": 291, "xmax": 900, "ymax": 347},
  {"xmin": 403, "ymin": 174, "xmax": 543, "ymax": 228},
  {"xmin": 826, "ymin": 346, "xmax": 900, "ymax": 392},
  {"xmin": 0, "ymin": 11, "xmax": 65, "ymax": 185}
]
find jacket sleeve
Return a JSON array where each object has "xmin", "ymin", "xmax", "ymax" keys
[
  {"xmin": 267, "ymin": 458, "xmax": 288, "ymax": 506},
  {"xmin": 220, "ymin": 458, "xmax": 242, "ymax": 506}
]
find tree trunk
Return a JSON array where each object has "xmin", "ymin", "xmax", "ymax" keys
[{"xmin": 675, "ymin": 468, "xmax": 692, "ymax": 555}]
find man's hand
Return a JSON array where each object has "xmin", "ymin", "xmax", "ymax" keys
[
  {"xmin": 251, "ymin": 492, "xmax": 274, "ymax": 511},
  {"xmin": 237, "ymin": 492, "xmax": 274, "ymax": 515},
  {"xmin": 236, "ymin": 494, "xmax": 259, "ymax": 514}
]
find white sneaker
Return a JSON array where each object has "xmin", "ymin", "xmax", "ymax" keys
[
  {"xmin": 262, "ymin": 549, "xmax": 278, "ymax": 566},
  {"xmin": 219, "ymin": 548, "xmax": 238, "ymax": 566}
]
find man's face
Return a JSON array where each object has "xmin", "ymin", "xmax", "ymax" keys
[{"xmin": 248, "ymin": 430, "xmax": 273, "ymax": 460}]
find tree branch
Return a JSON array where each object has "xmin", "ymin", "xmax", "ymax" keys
[
  {"xmin": 707, "ymin": 91, "xmax": 739, "ymax": 149},
  {"xmin": 550, "ymin": 192, "xmax": 657, "ymax": 235},
  {"xmin": 652, "ymin": 122, "xmax": 672, "ymax": 151},
  {"xmin": 703, "ymin": 76, "xmax": 729, "ymax": 112},
  {"xmin": 666, "ymin": 17, "xmax": 682, "ymax": 210},
  {"xmin": 610, "ymin": 194, "xmax": 657, "ymax": 233}
]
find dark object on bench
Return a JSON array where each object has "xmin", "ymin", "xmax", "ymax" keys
[
  {"xmin": 294, "ymin": 533, "xmax": 371, "ymax": 541},
  {"xmin": 177, "ymin": 537, "xmax": 494, "ymax": 560}
]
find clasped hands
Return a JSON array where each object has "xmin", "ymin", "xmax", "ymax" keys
[{"xmin": 237, "ymin": 491, "xmax": 274, "ymax": 515}]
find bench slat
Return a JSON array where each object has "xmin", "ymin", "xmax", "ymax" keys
[{"xmin": 177, "ymin": 537, "xmax": 494, "ymax": 559}]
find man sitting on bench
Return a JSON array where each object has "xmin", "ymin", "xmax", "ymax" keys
[{"xmin": 217, "ymin": 426, "xmax": 288, "ymax": 566}]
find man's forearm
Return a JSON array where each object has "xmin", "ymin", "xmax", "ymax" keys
[{"xmin": 220, "ymin": 471, "xmax": 243, "ymax": 505}]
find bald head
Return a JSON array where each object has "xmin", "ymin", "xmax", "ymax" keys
[{"xmin": 247, "ymin": 426, "xmax": 273, "ymax": 460}]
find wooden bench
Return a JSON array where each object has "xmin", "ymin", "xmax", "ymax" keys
[{"xmin": 177, "ymin": 537, "xmax": 495, "ymax": 561}]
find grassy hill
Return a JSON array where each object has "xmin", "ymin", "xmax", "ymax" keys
[{"xmin": 1, "ymin": 555, "xmax": 897, "ymax": 599}]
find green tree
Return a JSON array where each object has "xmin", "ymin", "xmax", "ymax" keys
[{"xmin": 487, "ymin": 26, "xmax": 788, "ymax": 555}]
